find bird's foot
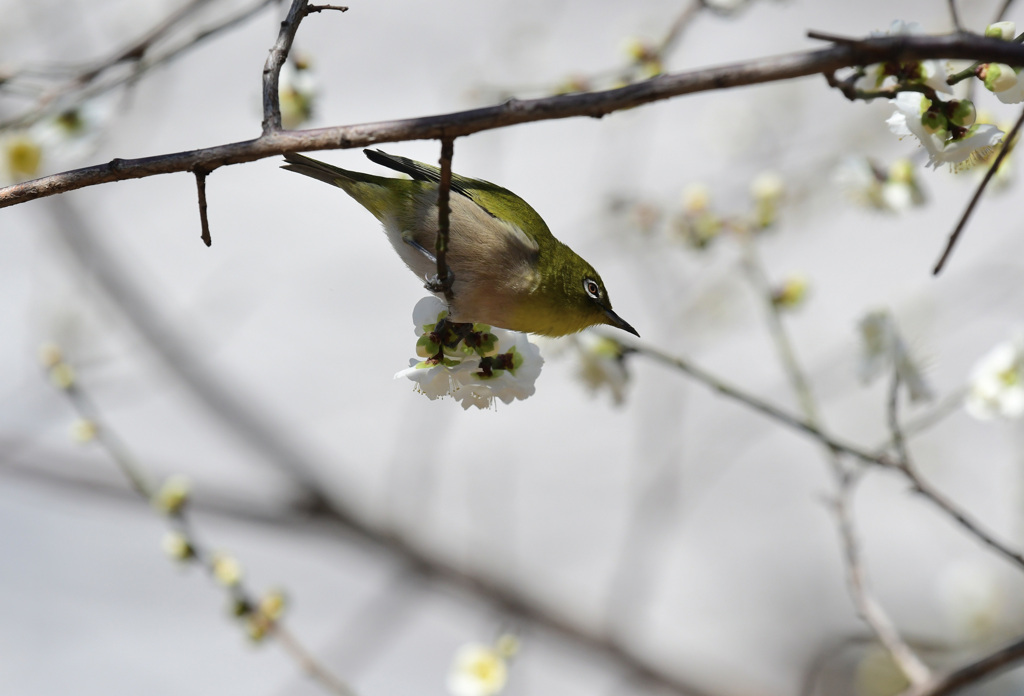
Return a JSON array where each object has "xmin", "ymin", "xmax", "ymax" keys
[{"xmin": 424, "ymin": 269, "xmax": 455, "ymax": 294}]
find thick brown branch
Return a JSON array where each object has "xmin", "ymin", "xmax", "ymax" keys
[{"xmin": 7, "ymin": 34, "xmax": 1024, "ymax": 209}]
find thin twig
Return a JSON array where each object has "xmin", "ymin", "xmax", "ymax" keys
[
  {"xmin": 618, "ymin": 338, "xmax": 889, "ymax": 467},
  {"xmin": 271, "ymin": 624, "xmax": 359, "ymax": 696},
  {"xmin": 435, "ymin": 137, "xmax": 455, "ymax": 304},
  {"xmin": 834, "ymin": 470, "xmax": 933, "ymax": 687},
  {"xmin": 262, "ymin": 0, "xmax": 312, "ymax": 134},
  {"xmin": 994, "ymin": 0, "xmax": 1018, "ymax": 23},
  {"xmin": 45, "ymin": 197, "xmax": 334, "ymax": 508},
  {"xmin": 9, "ymin": 33, "xmax": 1024, "ymax": 208},
  {"xmin": 910, "ymin": 632, "xmax": 1024, "ymax": 695},
  {"xmin": 947, "ymin": 0, "xmax": 964, "ymax": 33},
  {"xmin": 49, "ymin": 366, "xmax": 357, "ymax": 696},
  {"xmin": 933, "ymin": 107, "xmax": 1024, "ymax": 275},
  {"xmin": 306, "ymin": 4, "xmax": 349, "ymax": 13},
  {"xmin": 194, "ymin": 168, "xmax": 212, "ymax": 247},
  {"xmin": 656, "ymin": 0, "xmax": 705, "ymax": 58},
  {"xmin": 742, "ymin": 240, "xmax": 931, "ymax": 687},
  {"xmin": 0, "ymin": 0, "xmax": 277, "ymax": 131},
  {"xmin": 886, "ymin": 379, "xmax": 1024, "ymax": 572}
]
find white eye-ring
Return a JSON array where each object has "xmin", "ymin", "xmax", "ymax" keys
[{"xmin": 583, "ymin": 278, "xmax": 601, "ymax": 299}]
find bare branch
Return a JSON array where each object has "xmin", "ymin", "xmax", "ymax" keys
[
  {"xmin": 194, "ymin": 168, "xmax": 212, "ymax": 247},
  {"xmin": 271, "ymin": 624, "xmax": 359, "ymax": 696},
  {"xmin": 7, "ymin": 33, "xmax": 1024, "ymax": 209},
  {"xmin": 263, "ymin": 0, "xmax": 312, "ymax": 134},
  {"xmin": 1, "ymin": 0, "xmax": 277, "ymax": 130},
  {"xmin": 932, "ymin": 107, "xmax": 1024, "ymax": 275},
  {"xmin": 947, "ymin": 0, "xmax": 964, "ymax": 33},
  {"xmin": 48, "ymin": 366, "xmax": 358, "ymax": 696},
  {"xmin": 620, "ymin": 338, "xmax": 889, "ymax": 467},
  {"xmin": 306, "ymin": 4, "xmax": 349, "ymax": 13},
  {"xmin": 834, "ymin": 471, "xmax": 933, "ymax": 687},
  {"xmin": 994, "ymin": 0, "xmax": 1017, "ymax": 23},
  {"xmin": 741, "ymin": 239, "xmax": 931, "ymax": 687},
  {"xmin": 434, "ymin": 137, "xmax": 455, "ymax": 304},
  {"xmin": 912, "ymin": 633, "xmax": 1024, "ymax": 695}
]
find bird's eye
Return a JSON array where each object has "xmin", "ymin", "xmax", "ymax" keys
[{"xmin": 583, "ymin": 278, "xmax": 601, "ymax": 299}]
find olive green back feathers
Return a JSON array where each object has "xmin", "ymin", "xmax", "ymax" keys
[{"xmin": 281, "ymin": 150, "xmax": 637, "ymax": 337}]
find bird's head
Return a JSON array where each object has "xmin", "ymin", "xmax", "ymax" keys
[{"xmin": 515, "ymin": 244, "xmax": 638, "ymax": 338}]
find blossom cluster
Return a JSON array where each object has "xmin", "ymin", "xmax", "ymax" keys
[
  {"xmin": 856, "ymin": 20, "xmax": 1020, "ymax": 171},
  {"xmin": 395, "ymin": 297, "xmax": 543, "ymax": 409}
]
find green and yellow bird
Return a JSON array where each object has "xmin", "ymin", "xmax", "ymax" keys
[{"xmin": 282, "ymin": 150, "xmax": 637, "ymax": 337}]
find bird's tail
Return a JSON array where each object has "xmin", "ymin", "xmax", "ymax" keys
[{"xmin": 281, "ymin": 152, "xmax": 395, "ymax": 221}]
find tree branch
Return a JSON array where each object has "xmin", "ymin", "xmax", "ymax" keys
[
  {"xmin": 434, "ymin": 137, "xmax": 455, "ymax": 303},
  {"xmin": 1, "ymin": 0, "xmax": 278, "ymax": 131},
  {"xmin": 194, "ymin": 168, "xmax": 212, "ymax": 246},
  {"xmin": 7, "ymin": 33, "xmax": 1024, "ymax": 209},
  {"xmin": 932, "ymin": 106, "xmax": 1024, "ymax": 275}
]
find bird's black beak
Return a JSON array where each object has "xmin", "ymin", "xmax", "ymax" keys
[{"xmin": 604, "ymin": 308, "xmax": 639, "ymax": 338}]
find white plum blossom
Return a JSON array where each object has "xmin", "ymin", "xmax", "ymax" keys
[
  {"xmin": 447, "ymin": 643, "xmax": 508, "ymax": 696},
  {"xmin": 279, "ymin": 56, "xmax": 318, "ymax": 129},
  {"xmin": 575, "ymin": 333, "xmax": 630, "ymax": 405},
  {"xmin": 394, "ymin": 297, "xmax": 544, "ymax": 409},
  {"xmin": 1, "ymin": 99, "xmax": 112, "ymax": 183},
  {"xmin": 965, "ymin": 335, "xmax": 1024, "ymax": 420},
  {"xmin": 887, "ymin": 92, "xmax": 1003, "ymax": 170},
  {"xmin": 834, "ymin": 157, "xmax": 925, "ymax": 213},
  {"xmin": 937, "ymin": 560, "xmax": 1009, "ymax": 642},
  {"xmin": 855, "ymin": 21, "xmax": 951, "ymax": 95},
  {"xmin": 858, "ymin": 310, "xmax": 933, "ymax": 403}
]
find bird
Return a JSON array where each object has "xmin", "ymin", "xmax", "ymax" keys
[{"xmin": 281, "ymin": 149, "xmax": 638, "ymax": 338}]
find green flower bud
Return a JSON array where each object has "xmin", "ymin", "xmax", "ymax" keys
[
  {"xmin": 920, "ymin": 108, "xmax": 947, "ymax": 133},
  {"xmin": 38, "ymin": 342, "xmax": 62, "ymax": 368},
  {"xmin": 983, "ymin": 63, "xmax": 1019, "ymax": 94},
  {"xmin": 212, "ymin": 553, "xmax": 243, "ymax": 587},
  {"xmin": 49, "ymin": 363, "xmax": 75, "ymax": 390},
  {"xmin": 947, "ymin": 100, "xmax": 977, "ymax": 128},
  {"xmin": 161, "ymin": 531, "xmax": 194, "ymax": 561},
  {"xmin": 986, "ymin": 21, "xmax": 1015, "ymax": 41},
  {"xmin": 888, "ymin": 159, "xmax": 915, "ymax": 185},
  {"xmin": 153, "ymin": 475, "xmax": 191, "ymax": 515},
  {"xmin": 70, "ymin": 419, "xmax": 98, "ymax": 443},
  {"xmin": 771, "ymin": 275, "xmax": 810, "ymax": 310}
]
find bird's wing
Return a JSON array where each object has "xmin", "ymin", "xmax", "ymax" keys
[{"xmin": 363, "ymin": 149, "xmax": 553, "ymax": 249}]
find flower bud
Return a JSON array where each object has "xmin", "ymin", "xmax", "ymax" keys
[
  {"xmin": 153, "ymin": 475, "xmax": 191, "ymax": 515},
  {"xmin": 212, "ymin": 553, "xmax": 243, "ymax": 587},
  {"xmin": 771, "ymin": 275, "xmax": 810, "ymax": 309},
  {"xmin": 920, "ymin": 108, "xmax": 947, "ymax": 133},
  {"xmin": 982, "ymin": 63, "xmax": 1019, "ymax": 94},
  {"xmin": 985, "ymin": 21, "xmax": 1016, "ymax": 41},
  {"xmin": 258, "ymin": 589, "xmax": 287, "ymax": 621},
  {"xmin": 888, "ymin": 159, "xmax": 915, "ymax": 185},
  {"xmin": 70, "ymin": 419, "xmax": 98, "ymax": 443},
  {"xmin": 947, "ymin": 100, "xmax": 976, "ymax": 128},
  {"xmin": 4, "ymin": 133, "xmax": 43, "ymax": 179},
  {"xmin": 48, "ymin": 363, "xmax": 75, "ymax": 390},
  {"xmin": 38, "ymin": 342, "xmax": 62, "ymax": 368},
  {"xmin": 681, "ymin": 183, "xmax": 710, "ymax": 214},
  {"xmin": 161, "ymin": 531, "xmax": 194, "ymax": 561}
]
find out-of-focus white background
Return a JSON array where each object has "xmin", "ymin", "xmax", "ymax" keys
[{"xmin": 4, "ymin": 0, "xmax": 1024, "ymax": 694}]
